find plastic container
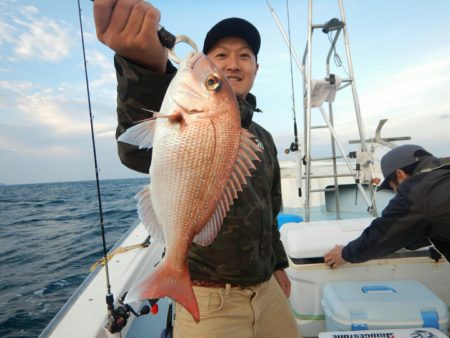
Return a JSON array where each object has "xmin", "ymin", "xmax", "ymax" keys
[
  {"xmin": 277, "ymin": 213, "xmax": 303, "ymax": 229},
  {"xmin": 321, "ymin": 280, "xmax": 448, "ymax": 334},
  {"xmin": 280, "ymin": 220, "xmax": 450, "ymax": 337},
  {"xmin": 319, "ymin": 327, "xmax": 448, "ymax": 338}
]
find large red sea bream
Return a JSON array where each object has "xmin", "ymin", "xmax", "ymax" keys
[{"xmin": 118, "ymin": 52, "xmax": 261, "ymax": 322}]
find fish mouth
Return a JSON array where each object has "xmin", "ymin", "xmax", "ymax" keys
[
  {"xmin": 186, "ymin": 52, "xmax": 203, "ymax": 70},
  {"xmin": 173, "ymin": 53, "xmax": 205, "ymax": 113}
]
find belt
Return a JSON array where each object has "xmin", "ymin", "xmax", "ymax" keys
[{"xmin": 191, "ymin": 279, "xmax": 253, "ymax": 288}]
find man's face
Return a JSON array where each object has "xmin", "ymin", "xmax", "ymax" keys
[
  {"xmin": 207, "ymin": 37, "xmax": 259, "ymax": 99},
  {"xmin": 388, "ymin": 169, "xmax": 410, "ymax": 193},
  {"xmin": 388, "ymin": 179, "xmax": 399, "ymax": 193}
]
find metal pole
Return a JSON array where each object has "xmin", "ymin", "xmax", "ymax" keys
[
  {"xmin": 337, "ymin": 0, "xmax": 377, "ymax": 216},
  {"xmin": 304, "ymin": 0, "xmax": 313, "ymax": 221},
  {"xmin": 337, "ymin": 0, "xmax": 367, "ymax": 152},
  {"xmin": 266, "ymin": 0, "xmax": 305, "ymax": 76}
]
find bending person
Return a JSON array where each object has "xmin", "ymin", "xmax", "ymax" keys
[{"xmin": 325, "ymin": 144, "xmax": 450, "ymax": 268}]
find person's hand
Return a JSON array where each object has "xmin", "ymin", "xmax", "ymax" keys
[
  {"xmin": 324, "ymin": 245, "xmax": 347, "ymax": 269},
  {"xmin": 93, "ymin": 0, "xmax": 168, "ymax": 71},
  {"xmin": 273, "ymin": 269, "xmax": 291, "ymax": 298},
  {"xmin": 371, "ymin": 177, "xmax": 381, "ymax": 185}
]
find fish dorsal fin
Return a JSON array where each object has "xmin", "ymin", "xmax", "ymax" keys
[
  {"xmin": 136, "ymin": 186, "xmax": 165, "ymax": 243},
  {"xmin": 118, "ymin": 119, "xmax": 157, "ymax": 149},
  {"xmin": 193, "ymin": 129, "xmax": 262, "ymax": 246}
]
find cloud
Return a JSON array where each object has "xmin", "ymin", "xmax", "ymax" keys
[
  {"xmin": 15, "ymin": 89, "xmax": 116, "ymax": 136},
  {"xmin": 0, "ymin": 126, "xmax": 76, "ymax": 157},
  {"xmin": 85, "ymin": 49, "xmax": 117, "ymax": 93},
  {"xmin": 19, "ymin": 5, "xmax": 39, "ymax": 17},
  {"xmin": 0, "ymin": 3, "xmax": 73, "ymax": 62},
  {"xmin": 96, "ymin": 130, "xmax": 116, "ymax": 138},
  {"xmin": 13, "ymin": 18, "xmax": 72, "ymax": 61},
  {"xmin": 87, "ymin": 50, "xmax": 112, "ymax": 70},
  {"xmin": 0, "ymin": 19, "xmax": 16, "ymax": 45},
  {"xmin": 16, "ymin": 92, "xmax": 85, "ymax": 133},
  {"xmin": 0, "ymin": 80, "xmax": 35, "ymax": 93},
  {"xmin": 0, "ymin": 77, "xmax": 112, "ymax": 135},
  {"xmin": 361, "ymin": 55, "xmax": 450, "ymax": 118},
  {"xmin": 0, "ymin": 64, "xmax": 116, "ymax": 135}
]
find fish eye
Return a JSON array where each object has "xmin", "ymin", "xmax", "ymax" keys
[{"xmin": 205, "ymin": 74, "xmax": 221, "ymax": 92}]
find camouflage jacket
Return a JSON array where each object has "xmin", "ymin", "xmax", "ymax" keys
[{"xmin": 114, "ymin": 55, "xmax": 288, "ymax": 285}]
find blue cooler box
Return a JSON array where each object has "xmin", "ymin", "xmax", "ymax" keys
[{"xmin": 321, "ymin": 280, "xmax": 449, "ymax": 334}]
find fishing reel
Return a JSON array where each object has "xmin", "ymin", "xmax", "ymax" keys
[
  {"xmin": 105, "ymin": 293, "xmax": 159, "ymax": 333},
  {"xmin": 284, "ymin": 141, "xmax": 299, "ymax": 154}
]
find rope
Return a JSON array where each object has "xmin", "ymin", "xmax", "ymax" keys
[{"xmin": 90, "ymin": 236, "xmax": 151, "ymax": 272}]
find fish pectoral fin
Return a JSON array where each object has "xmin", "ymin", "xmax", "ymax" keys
[
  {"xmin": 118, "ymin": 119, "xmax": 157, "ymax": 149},
  {"xmin": 140, "ymin": 108, "xmax": 158, "ymax": 116},
  {"xmin": 193, "ymin": 129, "xmax": 262, "ymax": 246},
  {"xmin": 142, "ymin": 109, "xmax": 183, "ymax": 123},
  {"xmin": 136, "ymin": 186, "xmax": 165, "ymax": 243}
]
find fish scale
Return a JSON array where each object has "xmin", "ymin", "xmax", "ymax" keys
[{"xmin": 152, "ymin": 119, "xmax": 226, "ymax": 227}]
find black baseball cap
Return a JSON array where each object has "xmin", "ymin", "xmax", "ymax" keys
[
  {"xmin": 202, "ymin": 18, "xmax": 261, "ymax": 59},
  {"xmin": 378, "ymin": 144, "xmax": 433, "ymax": 190}
]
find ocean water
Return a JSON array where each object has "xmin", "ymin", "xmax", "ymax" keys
[{"xmin": 0, "ymin": 178, "xmax": 148, "ymax": 338}]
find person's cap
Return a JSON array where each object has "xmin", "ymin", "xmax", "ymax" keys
[
  {"xmin": 202, "ymin": 18, "xmax": 261, "ymax": 58},
  {"xmin": 378, "ymin": 144, "xmax": 433, "ymax": 190}
]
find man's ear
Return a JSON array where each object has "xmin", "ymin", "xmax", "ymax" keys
[{"xmin": 395, "ymin": 169, "xmax": 409, "ymax": 181}]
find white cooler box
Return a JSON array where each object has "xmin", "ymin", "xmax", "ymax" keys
[
  {"xmin": 280, "ymin": 219, "xmax": 450, "ymax": 337},
  {"xmin": 321, "ymin": 280, "xmax": 448, "ymax": 333}
]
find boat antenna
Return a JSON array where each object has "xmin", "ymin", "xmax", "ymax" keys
[{"xmin": 286, "ymin": 0, "xmax": 299, "ymax": 154}]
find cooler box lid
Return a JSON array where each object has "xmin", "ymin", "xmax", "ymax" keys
[
  {"xmin": 321, "ymin": 280, "xmax": 449, "ymax": 330},
  {"xmin": 280, "ymin": 218, "xmax": 373, "ymax": 259}
]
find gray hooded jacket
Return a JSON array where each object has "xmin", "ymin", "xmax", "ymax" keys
[{"xmin": 343, "ymin": 156, "xmax": 450, "ymax": 262}]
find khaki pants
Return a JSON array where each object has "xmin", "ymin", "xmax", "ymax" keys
[{"xmin": 173, "ymin": 276, "xmax": 301, "ymax": 338}]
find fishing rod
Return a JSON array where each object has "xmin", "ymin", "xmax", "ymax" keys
[
  {"xmin": 76, "ymin": 0, "xmax": 110, "ymax": 297},
  {"xmin": 286, "ymin": 0, "xmax": 299, "ymax": 155},
  {"xmin": 77, "ymin": 1, "xmax": 190, "ymax": 333},
  {"xmin": 76, "ymin": 0, "xmax": 155, "ymax": 333},
  {"xmin": 278, "ymin": 0, "xmax": 303, "ymax": 197}
]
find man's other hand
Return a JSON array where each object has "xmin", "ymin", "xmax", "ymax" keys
[
  {"xmin": 274, "ymin": 269, "xmax": 291, "ymax": 297},
  {"xmin": 324, "ymin": 245, "xmax": 347, "ymax": 269}
]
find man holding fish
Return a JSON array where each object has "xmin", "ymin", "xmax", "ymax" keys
[{"xmin": 94, "ymin": 1, "xmax": 300, "ymax": 337}]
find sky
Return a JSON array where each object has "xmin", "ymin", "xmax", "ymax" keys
[{"xmin": 1, "ymin": 0, "xmax": 449, "ymax": 185}]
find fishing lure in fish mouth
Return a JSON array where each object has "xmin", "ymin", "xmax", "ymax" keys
[
  {"xmin": 166, "ymin": 32, "xmax": 199, "ymax": 65},
  {"xmin": 155, "ymin": 24, "xmax": 198, "ymax": 64}
]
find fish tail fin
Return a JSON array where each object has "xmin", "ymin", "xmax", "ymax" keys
[{"xmin": 126, "ymin": 261, "xmax": 199, "ymax": 322}]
